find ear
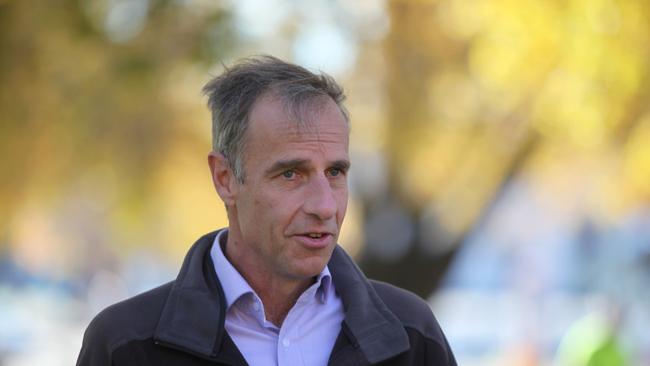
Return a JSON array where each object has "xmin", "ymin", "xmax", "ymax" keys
[{"xmin": 208, "ymin": 151, "xmax": 239, "ymax": 206}]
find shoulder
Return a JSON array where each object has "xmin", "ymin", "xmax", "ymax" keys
[
  {"xmin": 86, "ymin": 282, "xmax": 173, "ymax": 345},
  {"xmin": 77, "ymin": 282, "xmax": 173, "ymax": 364},
  {"xmin": 370, "ymin": 280, "xmax": 457, "ymax": 365},
  {"xmin": 370, "ymin": 280, "xmax": 447, "ymax": 345}
]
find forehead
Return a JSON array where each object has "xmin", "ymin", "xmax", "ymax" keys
[{"xmin": 246, "ymin": 94, "xmax": 349, "ymax": 153}]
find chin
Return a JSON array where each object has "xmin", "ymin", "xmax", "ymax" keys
[{"xmin": 291, "ymin": 256, "xmax": 330, "ymax": 279}]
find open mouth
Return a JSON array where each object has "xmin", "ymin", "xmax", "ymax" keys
[
  {"xmin": 300, "ymin": 232, "xmax": 333, "ymax": 239},
  {"xmin": 295, "ymin": 232, "xmax": 333, "ymax": 248}
]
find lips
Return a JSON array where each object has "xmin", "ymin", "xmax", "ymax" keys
[{"xmin": 293, "ymin": 231, "xmax": 335, "ymax": 249}]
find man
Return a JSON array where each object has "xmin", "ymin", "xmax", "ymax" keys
[{"xmin": 77, "ymin": 56, "xmax": 457, "ymax": 366}]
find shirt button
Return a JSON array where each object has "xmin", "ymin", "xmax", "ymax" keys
[{"xmin": 282, "ymin": 338, "xmax": 290, "ymax": 347}]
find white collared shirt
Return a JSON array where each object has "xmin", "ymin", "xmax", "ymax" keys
[{"xmin": 210, "ymin": 230, "xmax": 345, "ymax": 366}]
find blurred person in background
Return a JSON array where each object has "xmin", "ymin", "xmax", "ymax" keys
[
  {"xmin": 555, "ymin": 300, "xmax": 630, "ymax": 366},
  {"xmin": 75, "ymin": 56, "xmax": 457, "ymax": 366}
]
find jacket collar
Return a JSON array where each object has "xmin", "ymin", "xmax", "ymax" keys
[
  {"xmin": 153, "ymin": 231, "xmax": 227, "ymax": 358},
  {"xmin": 154, "ymin": 230, "xmax": 410, "ymax": 364},
  {"xmin": 328, "ymin": 246, "xmax": 410, "ymax": 363}
]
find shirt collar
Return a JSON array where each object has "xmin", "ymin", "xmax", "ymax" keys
[
  {"xmin": 210, "ymin": 230, "xmax": 255, "ymax": 309},
  {"xmin": 210, "ymin": 229, "xmax": 333, "ymax": 308},
  {"xmin": 316, "ymin": 265, "xmax": 332, "ymax": 303}
]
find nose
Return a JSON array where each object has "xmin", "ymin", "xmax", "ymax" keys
[{"xmin": 303, "ymin": 175, "xmax": 337, "ymax": 220}]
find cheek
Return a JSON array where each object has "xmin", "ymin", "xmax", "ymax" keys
[
  {"xmin": 237, "ymin": 187, "xmax": 271, "ymax": 228},
  {"xmin": 249, "ymin": 191, "xmax": 289, "ymax": 226},
  {"xmin": 336, "ymin": 190, "xmax": 349, "ymax": 220},
  {"xmin": 275, "ymin": 195, "xmax": 302, "ymax": 221}
]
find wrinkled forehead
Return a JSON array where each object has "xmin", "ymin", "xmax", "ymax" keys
[{"xmin": 259, "ymin": 90, "xmax": 349, "ymax": 133}]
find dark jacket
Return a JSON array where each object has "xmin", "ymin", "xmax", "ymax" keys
[{"xmin": 77, "ymin": 230, "xmax": 457, "ymax": 365}]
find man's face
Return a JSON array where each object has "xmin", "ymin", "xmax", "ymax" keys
[{"xmin": 230, "ymin": 94, "xmax": 349, "ymax": 282}]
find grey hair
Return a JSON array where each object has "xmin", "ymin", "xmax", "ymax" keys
[{"xmin": 202, "ymin": 55, "xmax": 349, "ymax": 183}]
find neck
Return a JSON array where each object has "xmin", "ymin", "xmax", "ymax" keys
[
  {"xmin": 253, "ymin": 275, "xmax": 314, "ymax": 326},
  {"xmin": 223, "ymin": 230, "xmax": 315, "ymax": 326}
]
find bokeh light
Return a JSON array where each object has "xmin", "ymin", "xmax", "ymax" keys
[{"xmin": 1, "ymin": 0, "xmax": 649, "ymax": 364}]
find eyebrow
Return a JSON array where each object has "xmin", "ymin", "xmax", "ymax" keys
[
  {"xmin": 265, "ymin": 158, "xmax": 351, "ymax": 176},
  {"xmin": 331, "ymin": 160, "xmax": 351, "ymax": 171}
]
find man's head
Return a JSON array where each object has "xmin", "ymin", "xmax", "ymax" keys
[
  {"xmin": 204, "ymin": 56, "xmax": 350, "ymax": 283},
  {"xmin": 203, "ymin": 55, "xmax": 349, "ymax": 183}
]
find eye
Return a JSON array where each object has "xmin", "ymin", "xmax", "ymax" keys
[
  {"xmin": 282, "ymin": 170, "xmax": 296, "ymax": 179},
  {"xmin": 328, "ymin": 168, "xmax": 343, "ymax": 177}
]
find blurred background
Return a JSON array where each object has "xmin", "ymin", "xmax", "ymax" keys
[{"xmin": 1, "ymin": 0, "xmax": 649, "ymax": 364}]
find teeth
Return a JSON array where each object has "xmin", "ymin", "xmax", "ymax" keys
[{"xmin": 309, "ymin": 233, "xmax": 323, "ymax": 238}]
